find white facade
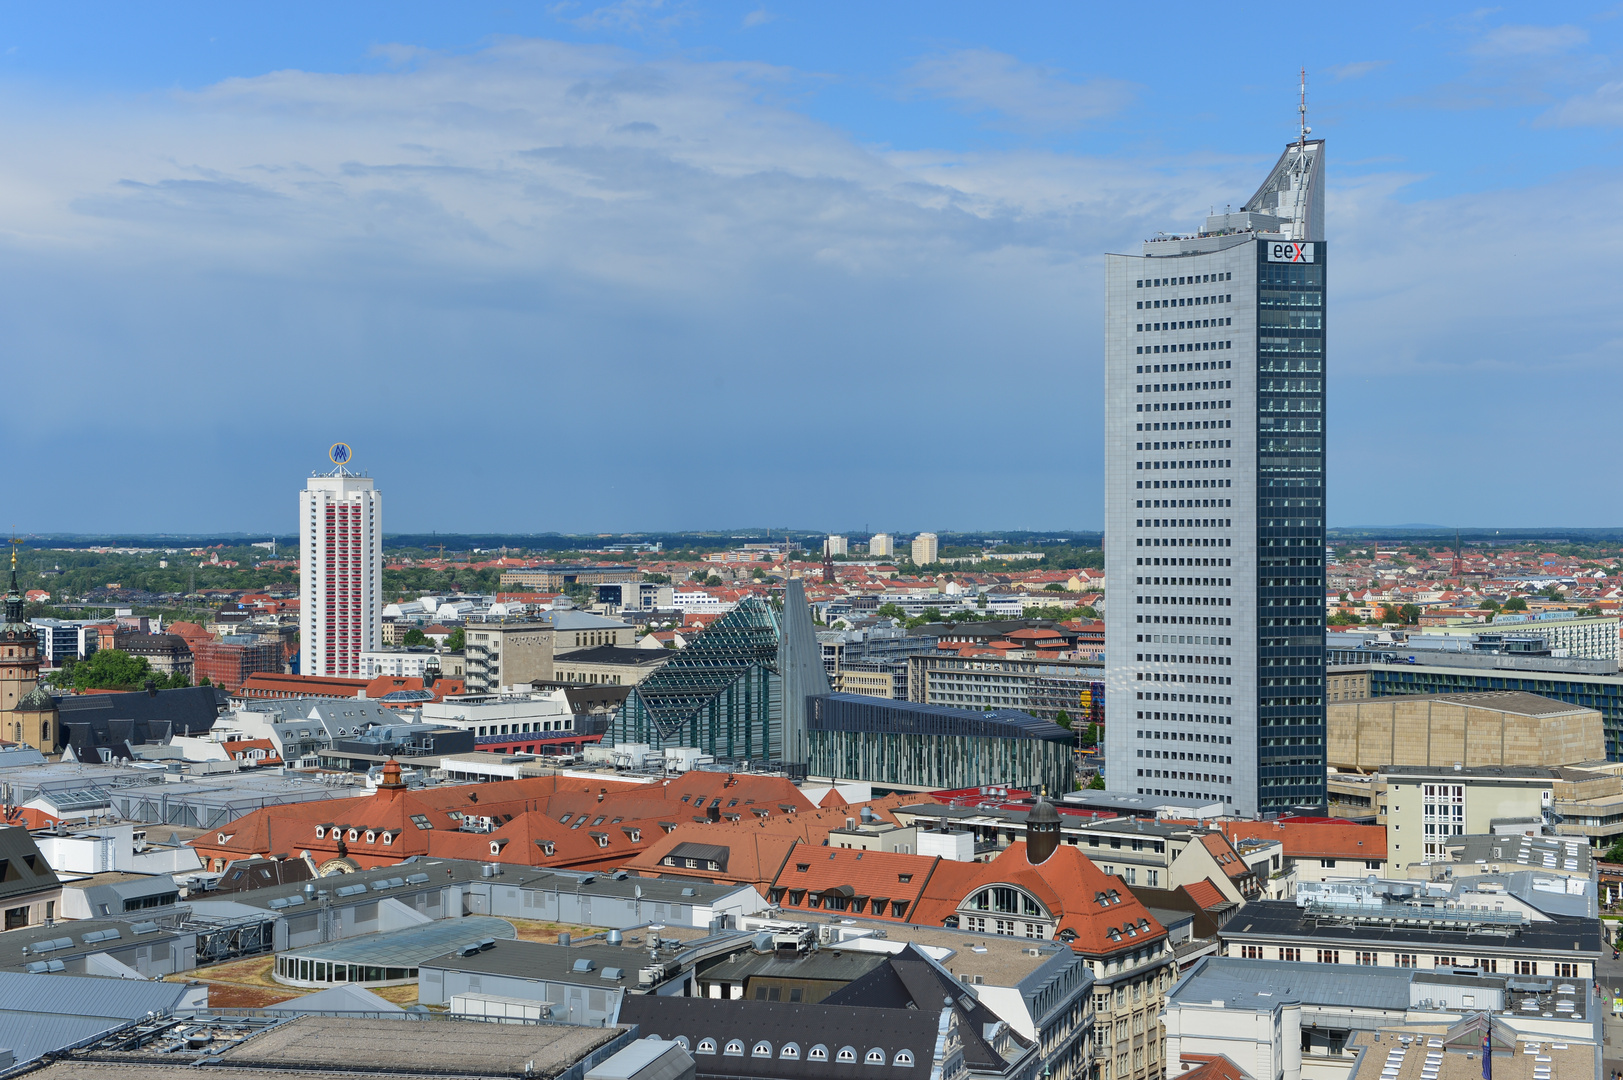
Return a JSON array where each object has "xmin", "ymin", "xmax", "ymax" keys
[
  {"xmin": 869, "ymin": 533, "xmax": 894, "ymax": 558},
  {"xmin": 359, "ymin": 650, "xmax": 440, "ymax": 679},
  {"xmin": 420, "ymin": 690, "xmax": 575, "ymax": 738},
  {"xmin": 1104, "ymin": 139, "xmax": 1327, "ymax": 817},
  {"xmin": 824, "ymin": 535, "xmax": 848, "ymax": 556},
  {"xmin": 300, "ymin": 472, "xmax": 383, "ymax": 679}
]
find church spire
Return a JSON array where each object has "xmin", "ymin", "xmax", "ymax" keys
[{"xmin": 2, "ymin": 539, "xmax": 23, "ymax": 633}]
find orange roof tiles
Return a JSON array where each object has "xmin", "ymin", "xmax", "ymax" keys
[
  {"xmin": 1219, "ymin": 820, "xmax": 1387, "ymax": 861},
  {"xmin": 1180, "ymin": 879, "xmax": 1226, "ymax": 911},
  {"xmin": 770, "ymin": 846, "xmax": 937, "ymax": 921}
]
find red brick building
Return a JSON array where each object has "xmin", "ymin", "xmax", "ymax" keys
[{"xmin": 191, "ymin": 638, "xmax": 282, "ymax": 693}]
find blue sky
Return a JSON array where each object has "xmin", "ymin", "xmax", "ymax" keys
[{"xmin": 4, "ymin": 1, "xmax": 1622, "ymax": 533}]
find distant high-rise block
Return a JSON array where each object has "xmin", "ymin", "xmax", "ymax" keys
[
  {"xmin": 824, "ymin": 535, "xmax": 848, "ymax": 557},
  {"xmin": 1104, "ymin": 136, "xmax": 1328, "ymax": 816},
  {"xmin": 910, "ymin": 533, "xmax": 939, "ymax": 566},
  {"xmin": 868, "ymin": 533, "xmax": 894, "ymax": 558},
  {"xmin": 300, "ymin": 463, "xmax": 382, "ymax": 679}
]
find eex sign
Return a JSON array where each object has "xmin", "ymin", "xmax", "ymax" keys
[{"xmin": 1266, "ymin": 241, "xmax": 1314, "ymax": 263}]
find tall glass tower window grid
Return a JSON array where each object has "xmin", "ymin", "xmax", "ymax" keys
[{"xmin": 1253, "ymin": 247, "xmax": 1327, "ymax": 811}]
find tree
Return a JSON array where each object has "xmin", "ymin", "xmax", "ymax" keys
[
  {"xmin": 875, "ymin": 603, "xmax": 906, "ymax": 622},
  {"xmin": 1077, "ymin": 722, "xmax": 1099, "ymax": 748},
  {"xmin": 1605, "ymin": 838, "xmax": 1623, "ymax": 865},
  {"xmin": 1043, "ymin": 582, "xmax": 1067, "ymax": 592},
  {"xmin": 1399, "ymin": 603, "xmax": 1421, "ymax": 625},
  {"xmin": 444, "ymin": 627, "xmax": 466, "ymax": 652},
  {"xmin": 1503, "ymin": 597, "xmax": 1529, "ymax": 612},
  {"xmin": 1327, "ymin": 611, "xmax": 1362, "ymax": 626},
  {"xmin": 402, "ymin": 628, "xmax": 427, "ymax": 646},
  {"xmin": 67, "ymin": 649, "xmax": 153, "ymax": 690},
  {"xmin": 704, "ymin": 574, "xmax": 724, "ymax": 587},
  {"xmin": 1086, "ymin": 774, "xmax": 1105, "ymax": 790},
  {"xmin": 641, "ymin": 572, "xmax": 671, "ymax": 584},
  {"xmin": 1053, "ymin": 710, "xmax": 1072, "ymax": 729}
]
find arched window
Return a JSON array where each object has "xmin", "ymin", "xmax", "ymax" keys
[
  {"xmin": 837, "ymin": 1047, "xmax": 858, "ymax": 1063},
  {"xmin": 780, "ymin": 1043, "xmax": 800, "ymax": 1059},
  {"xmin": 894, "ymin": 1051, "xmax": 915, "ymax": 1067},
  {"xmin": 696, "ymin": 1039, "xmax": 717, "ymax": 1055},
  {"xmin": 724, "ymin": 1040, "xmax": 745, "ymax": 1057},
  {"xmin": 753, "ymin": 1042, "xmax": 773, "ymax": 1058},
  {"xmin": 809, "ymin": 1045, "xmax": 829, "ymax": 1061},
  {"xmin": 673, "ymin": 1037, "xmax": 690, "ymax": 1051},
  {"xmin": 865, "ymin": 1048, "xmax": 886, "ymax": 1065}
]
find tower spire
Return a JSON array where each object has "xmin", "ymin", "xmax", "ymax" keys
[{"xmin": 1298, "ymin": 68, "xmax": 1310, "ymax": 151}]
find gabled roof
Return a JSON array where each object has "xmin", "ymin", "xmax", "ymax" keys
[
  {"xmin": 1181, "ymin": 879, "xmax": 1226, "ymax": 911},
  {"xmin": 771, "ymin": 847, "xmax": 938, "ymax": 921}
]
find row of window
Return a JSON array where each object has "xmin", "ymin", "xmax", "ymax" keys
[
  {"xmin": 1138, "ymin": 499, "xmax": 1231, "ymax": 509},
  {"xmin": 1137, "ymin": 273, "xmax": 1231, "ymax": 287},
  {"xmin": 1140, "ymin": 360, "xmax": 1228, "ymax": 374},
  {"xmin": 1136, "ymin": 616, "xmax": 1232, "ymax": 626},
  {"xmin": 1137, "ymin": 293, "xmax": 1230, "ymax": 310},
  {"xmin": 1138, "ymin": 318, "xmax": 1231, "ymax": 331},
  {"xmin": 1238, "ymin": 947, "xmax": 1578, "ymax": 978},
  {"xmin": 1140, "ymin": 518, "xmax": 1229, "ymax": 529},
  {"xmin": 1136, "ymin": 708, "xmax": 1233, "ymax": 722},
  {"xmin": 1138, "ymin": 460, "xmax": 1230, "ymax": 474},
  {"xmin": 1137, "ymin": 577, "xmax": 1230, "ymax": 588},
  {"xmin": 676, "ymin": 1038, "xmax": 912, "ymax": 1067},
  {"xmin": 1139, "ymin": 381, "xmax": 1230, "ymax": 396},
  {"xmin": 1138, "ymin": 342, "xmax": 1229, "ymax": 355}
]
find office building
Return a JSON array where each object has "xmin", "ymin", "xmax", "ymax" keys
[
  {"xmin": 498, "ymin": 565, "xmax": 639, "ymax": 590},
  {"xmin": 908, "ymin": 652, "xmax": 1103, "ymax": 725},
  {"xmin": 910, "ymin": 533, "xmax": 939, "ymax": 566},
  {"xmin": 462, "ymin": 618, "xmax": 554, "ymax": 693},
  {"xmin": 869, "ymin": 533, "xmax": 895, "ymax": 558},
  {"xmin": 299, "ymin": 463, "xmax": 382, "ymax": 678},
  {"xmin": 1105, "ymin": 131, "xmax": 1327, "ymax": 815},
  {"xmin": 191, "ymin": 635, "xmax": 282, "ymax": 693},
  {"xmin": 1421, "ymin": 612, "xmax": 1620, "ymax": 663},
  {"xmin": 30, "ymin": 619, "xmax": 99, "ymax": 667}
]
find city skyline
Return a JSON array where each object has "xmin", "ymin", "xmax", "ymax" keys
[{"xmin": 5, "ymin": 4, "xmax": 1623, "ymax": 532}]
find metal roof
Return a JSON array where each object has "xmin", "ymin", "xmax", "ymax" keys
[
  {"xmin": 280, "ymin": 915, "xmax": 517, "ymax": 967},
  {"xmin": 1168, "ymin": 955, "xmax": 1413, "ymax": 1012},
  {"xmin": 0, "ymin": 970, "xmax": 198, "ymax": 1065}
]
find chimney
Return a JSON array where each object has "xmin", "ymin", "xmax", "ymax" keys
[{"xmin": 145, "ymin": 679, "xmax": 158, "ymax": 697}]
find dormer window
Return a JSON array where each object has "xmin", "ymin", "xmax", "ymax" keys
[
  {"xmin": 780, "ymin": 1044, "xmax": 800, "ymax": 1060},
  {"xmin": 696, "ymin": 1040, "xmax": 716, "ymax": 1055},
  {"xmin": 753, "ymin": 1042, "xmax": 772, "ymax": 1058},
  {"xmin": 347, "ymin": 829, "xmax": 360, "ymax": 842},
  {"xmin": 866, "ymin": 1049, "xmax": 886, "ymax": 1065},
  {"xmin": 894, "ymin": 1051, "xmax": 915, "ymax": 1067},
  {"xmin": 837, "ymin": 1047, "xmax": 857, "ymax": 1064},
  {"xmin": 382, "ymin": 832, "xmax": 394, "ymax": 846},
  {"xmin": 808, "ymin": 1046, "xmax": 828, "ymax": 1062},
  {"xmin": 314, "ymin": 826, "xmax": 326, "ymax": 839},
  {"xmin": 724, "ymin": 1040, "xmax": 745, "ymax": 1057},
  {"xmin": 365, "ymin": 831, "xmax": 376, "ymax": 844}
]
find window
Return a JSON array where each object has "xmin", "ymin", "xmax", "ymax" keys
[
  {"xmin": 1513, "ymin": 961, "xmax": 1536, "ymax": 976},
  {"xmin": 866, "ymin": 1049, "xmax": 887, "ymax": 1065},
  {"xmin": 1433, "ymin": 956, "xmax": 1458, "ymax": 969},
  {"xmin": 753, "ymin": 1042, "xmax": 773, "ymax": 1058},
  {"xmin": 780, "ymin": 1044, "xmax": 800, "ymax": 1059},
  {"xmin": 894, "ymin": 1051, "xmax": 915, "ymax": 1067},
  {"xmin": 1240, "ymin": 945, "xmax": 1262, "ymax": 960},
  {"xmin": 1355, "ymin": 951, "xmax": 1377, "ymax": 966},
  {"xmin": 1395, "ymin": 953, "xmax": 1417, "ymax": 969},
  {"xmin": 1555, "ymin": 963, "xmax": 1578, "ymax": 978},
  {"xmin": 809, "ymin": 1046, "xmax": 829, "ymax": 1062},
  {"xmin": 838, "ymin": 1047, "xmax": 858, "ymax": 1064},
  {"xmin": 1319, "ymin": 859, "xmax": 1336, "ymax": 868},
  {"xmin": 724, "ymin": 1041, "xmax": 745, "ymax": 1057},
  {"xmin": 696, "ymin": 1040, "xmax": 716, "ymax": 1055},
  {"xmin": 1279, "ymin": 947, "xmax": 1300, "ymax": 962}
]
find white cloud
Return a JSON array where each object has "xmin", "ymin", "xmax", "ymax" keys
[
  {"xmin": 1328, "ymin": 60, "xmax": 1389, "ymax": 81},
  {"xmin": 0, "ymin": 36, "xmax": 1619, "ymax": 530},
  {"xmin": 904, "ymin": 48, "xmax": 1135, "ymax": 131},
  {"xmin": 742, "ymin": 8, "xmax": 772, "ymax": 28},
  {"xmin": 1540, "ymin": 79, "xmax": 1623, "ymax": 126},
  {"xmin": 1468, "ymin": 23, "xmax": 1588, "ymax": 58}
]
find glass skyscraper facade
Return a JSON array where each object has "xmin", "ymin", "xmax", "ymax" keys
[{"xmin": 1103, "ymin": 138, "xmax": 1328, "ymax": 815}]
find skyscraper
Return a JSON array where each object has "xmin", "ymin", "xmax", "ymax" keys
[
  {"xmin": 1103, "ymin": 132, "xmax": 1327, "ymax": 816},
  {"xmin": 910, "ymin": 533, "xmax": 939, "ymax": 566},
  {"xmin": 300, "ymin": 452, "xmax": 382, "ymax": 679}
]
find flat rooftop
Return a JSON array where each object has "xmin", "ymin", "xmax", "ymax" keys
[
  {"xmin": 1169, "ymin": 955, "xmax": 1413, "ymax": 1012},
  {"xmin": 218, "ymin": 1015, "xmax": 625, "ymax": 1078}
]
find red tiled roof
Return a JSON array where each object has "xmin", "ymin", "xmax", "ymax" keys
[
  {"xmin": 1181, "ymin": 879, "xmax": 1226, "ymax": 910},
  {"xmin": 770, "ymin": 846, "xmax": 936, "ymax": 922},
  {"xmin": 914, "ymin": 843, "xmax": 1166, "ymax": 958},
  {"xmin": 1200, "ymin": 833, "xmax": 1252, "ymax": 879},
  {"xmin": 1178, "ymin": 1053, "xmax": 1253, "ymax": 1080},
  {"xmin": 1219, "ymin": 820, "xmax": 1387, "ymax": 860}
]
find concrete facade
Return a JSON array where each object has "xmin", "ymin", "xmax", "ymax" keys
[{"xmin": 1328, "ymin": 691, "xmax": 1603, "ymax": 772}]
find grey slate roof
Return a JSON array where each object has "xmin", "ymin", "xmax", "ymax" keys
[
  {"xmin": 0, "ymin": 827, "xmax": 60, "ymax": 905},
  {"xmin": 616, "ymin": 996, "xmax": 943, "ymax": 1080}
]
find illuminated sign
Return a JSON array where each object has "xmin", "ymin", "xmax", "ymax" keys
[
  {"xmin": 329, "ymin": 443, "xmax": 352, "ymax": 465},
  {"xmin": 1266, "ymin": 241, "xmax": 1314, "ymax": 263}
]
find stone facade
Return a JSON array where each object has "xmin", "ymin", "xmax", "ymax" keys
[{"xmin": 1328, "ymin": 691, "xmax": 1603, "ymax": 771}]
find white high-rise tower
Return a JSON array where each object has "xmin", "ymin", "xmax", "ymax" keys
[
  {"xmin": 300, "ymin": 446, "xmax": 382, "ymax": 679},
  {"xmin": 1103, "ymin": 121, "xmax": 1327, "ymax": 817}
]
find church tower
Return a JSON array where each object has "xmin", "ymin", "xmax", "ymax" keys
[{"xmin": 1, "ymin": 545, "xmax": 55, "ymax": 752}]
